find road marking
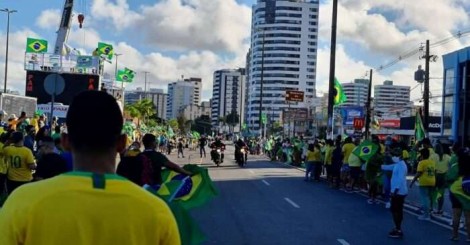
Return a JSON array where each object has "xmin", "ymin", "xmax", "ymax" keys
[
  {"xmin": 262, "ymin": 180, "xmax": 270, "ymax": 186},
  {"xmin": 284, "ymin": 197, "xmax": 300, "ymax": 208},
  {"xmin": 337, "ymin": 239, "xmax": 350, "ymax": 245},
  {"xmin": 249, "ymin": 170, "xmax": 255, "ymax": 174}
]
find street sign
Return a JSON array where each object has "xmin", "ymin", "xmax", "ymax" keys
[
  {"xmin": 44, "ymin": 74, "xmax": 65, "ymax": 96},
  {"xmin": 285, "ymin": 90, "xmax": 304, "ymax": 102},
  {"xmin": 353, "ymin": 117, "xmax": 365, "ymax": 130}
]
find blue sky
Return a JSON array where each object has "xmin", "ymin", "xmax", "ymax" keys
[{"xmin": 1, "ymin": 0, "xmax": 470, "ymax": 112}]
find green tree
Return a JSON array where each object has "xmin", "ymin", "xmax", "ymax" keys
[
  {"xmin": 168, "ymin": 119, "xmax": 178, "ymax": 132},
  {"xmin": 225, "ymin": 111, "xmax": 240, "ymax": 133},
  {"xmin": 177, "ymin": 116, "xmax": 187, "ymax": 134},
  {"xmin": 191, "ymin": 115, "xmax": 212, "ymax": 135}
]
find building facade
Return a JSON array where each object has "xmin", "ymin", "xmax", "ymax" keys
[
  {"xmin": 373, "ymin": 80, "xmax": 412, "ymax": 115},
  {"xmin": 246, "ymin": 0, "xmax": 320, "ymax": 132},
  {"xmin": 166, "ymin": 81, "xmax": 196, "ymax": 120},
  {"xmin": 178, "ymin": 101, "xmax": 211, "ymax": 121},
  {"xmin": 211, "ymin": 68, "xmax": 246, "ymax": 133},
  {"xmin": 342, "ymin": 79, "xmax": 369, "ymax": 107},
  {"xmin": 125, "ymin": 88, "xmax": 167, "ymax": 120}
]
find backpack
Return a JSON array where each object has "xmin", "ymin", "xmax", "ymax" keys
[{"xmin": 462, "ymin": 176, "xmax": 470, "ymax": 195}]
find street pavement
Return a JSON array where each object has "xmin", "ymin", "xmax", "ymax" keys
[{"xmin": 167, "ymin": 144, "xmax": 465, "ymax": 245}]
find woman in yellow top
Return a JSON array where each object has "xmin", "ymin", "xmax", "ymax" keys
[
  {"xmin": 324, "ymin": 140, "xmax": 335, "ymax": 186},
  {"xmin": 305, "ymin": 143, "xmax": 321, "ymax": 182},
  {"xmin": 433, "ymin": 143, "xmax": 451, "ymax": 215},
  {"xmin": 410, "ymin": 148, "xmax": 436, "ymax": 220}
]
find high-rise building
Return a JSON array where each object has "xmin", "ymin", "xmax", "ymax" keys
[
  {"xmin": 342, "ymin": 79, "xmax": 369, "ymax": 107},
  {"xmin": 183, "ymin": 77, "xmax": 202, "ymax": 106},
  {"xmin": 124, "ymin": 88, "xmax": 168, "ymax": 120},
  {"xmin": 178, "ymin": 101, "xmax": 211, "ymax": 121},
  {"xmin": 211, "ymin": 68, "xmax": 246, "ymax": 132},
  {"xmin": 166, "ymin": 80, "xmax": 198, "ymax": 120},
  {"xmin": 246, "ymin": 0, "xmax": 320, "ymax": 131},
  {"xmin": 374, "ymin": 80, "xmax": 412, "ymax": 115}
]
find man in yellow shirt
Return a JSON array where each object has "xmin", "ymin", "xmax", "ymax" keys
[
  {"xmin": 0, "ymin": 138, "xmax": 7, "ymax": 196},
  {"xmin": 3, "ymin": 132, "xmax": 36, "ymax": 194},
  {"xmin": 0, "ymin": 91, "xmax": 180, "ymax": 245},
  {"xmin": 410, "ymin": 148, "xmax": 436, "ymax": 221}
]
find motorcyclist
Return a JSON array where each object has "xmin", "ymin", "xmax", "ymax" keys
[
  {"xmin": 210, "ymin": 137, "xmax": 226, "ymax": 163},
  {"xmin": 235, "ymin": 138, "xmax": 247, "ymax": 163}
]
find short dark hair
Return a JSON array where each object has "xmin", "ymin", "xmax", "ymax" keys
[
  {"xmin": 142, "ymin": 134, "xmax": 156, "ymax": 149},
  {"xmin": 11, "ymin": 132, "xmax": 24, "ymax": 144},
  {"xmin": 66, "ymin": 91, "xmax": 123, "ymax": 154},
  {"xmin": 420, "ymin": 148, "xmax": 430, "ymax": 160}
]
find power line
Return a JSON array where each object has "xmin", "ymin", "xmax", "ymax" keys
[{"xmin": 374, "ymin": 29, "xmax": 470, "ymax": 72}]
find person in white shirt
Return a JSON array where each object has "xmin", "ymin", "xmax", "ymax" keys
[{"xmin": 382, "ymin": 145, "xmax": 408, "ymax": 239}]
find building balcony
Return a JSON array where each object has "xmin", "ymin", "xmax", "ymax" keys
[{"xmin": 24, "ymin": 53, "xmax": 102, "ymax": 75}]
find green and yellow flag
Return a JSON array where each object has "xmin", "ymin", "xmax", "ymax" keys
[
  {"xmin": 116, "ymin": 68, "xmax": 135, "ymax": 83},
  {"xmin": 415, "ymin": 111, "xmax": 426, "ymax": 142},
  {"xmin": 157, "ymin": 164, "xmax": 218, "ymax": 210},
  {"xmin": 97, "ymin": 42, "xmax": 114, "ymax": 59},
  {"xmin": 26, "ymin": 38, "xmax": 48, "ymax": 53},
  {"xmin": 334, "ymin": 77, "xmax": 347, "ymax": 105},
  {"xmin": 353, "ymin": 140, "xmax": 379, "ymax": 162}
]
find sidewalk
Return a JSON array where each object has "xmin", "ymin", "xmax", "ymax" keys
[{"xmin": 271, "ymin": 159, "xmax": 455, "ymax": 228}]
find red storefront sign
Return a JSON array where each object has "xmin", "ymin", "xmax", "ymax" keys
[{"xmin": 379, "ymin": 119, "xmax": 400, "ymax": 128}]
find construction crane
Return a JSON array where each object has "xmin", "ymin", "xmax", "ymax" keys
[{"xmin": 53, "ymin": 0, "xmax": 74, "ymax": 55}]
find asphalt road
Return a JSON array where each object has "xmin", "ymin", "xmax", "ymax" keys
[{"xmin": 168, "ymin": 144, "xmax": 465, "ymax": 245}]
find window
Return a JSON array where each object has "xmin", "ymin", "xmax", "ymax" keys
[
  {"xmin": 309, "ymin": 8, "xmax": 318, "ymax": 12},
  {"xmin": 308, "ymin": 41, "xmax": 317, "ymax": 46},
  {"xmin": 308, "ymin": 28, "xmax": 317, "ymax": 32},
  {"xmin": 308, "ymin": 35, "xmax": 317, "ymax": 39},
  {"xmin": 306, "ymin": 68, "xmax": 315, "ymax": 72}
]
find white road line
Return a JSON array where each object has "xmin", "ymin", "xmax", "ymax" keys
[
  {"xmin": 262, "ymin": 180, "xmax": 270, "ymax": 186},
  {"xmin": 248, "ymin": 170, "xmax": 255, "ymax": 174},
  {"xmin": 284, "ymin": 197, "xmax": 300, "ymax": 208},
  {"xmin": 337, "ymin": 239, "xmax": 350, "ymax": 245}
]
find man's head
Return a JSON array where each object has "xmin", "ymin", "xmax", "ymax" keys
[
  {"xmin": 142, "ymin": 134, "xmax": 157, "ymax": 149},
  {"xmin": 63, "ymin": 91, "xmax": 125, "ymax": 155},
  {"xmin": 421, "ymin": 138, "xmax": 432, "ymax": 148},
  {"xmin": 0, "ymin": 110, "xmax": 6, "ymax": 120},
  {"xmin": 11, "ymin": 132, "xmax": 24, "ymax": 145}
]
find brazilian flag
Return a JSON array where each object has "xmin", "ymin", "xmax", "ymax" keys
[
  {"xmin": 116, "ymin": 68, "xmax": 135, "ymax": 83},
  {"xmin": 192, "ymin": 131, "xmax": 201, "ymax": 139},
  {"xmin": 97, "ymin": 42, "xmax": 114, "ymax": 59},
  {"xmin": 157, "ymin": 164, "xmax": 218, "ymax": 210},
  {"xmin": 334, "ymin": 77, "xmax": 347, "ymax": 105},
  {"xmin": 26, "ymin": 38, "xmax": 48, "ymax": 53},
  {"xmin": 353, "ymin": 140, "xmax": 379, "ymax": 162}
]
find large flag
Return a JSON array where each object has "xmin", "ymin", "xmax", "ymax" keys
[
  {"xmin": 145, "ymin": 186, "xmax": 207, "ymax": 245},
  {"xmin": 352, "ymin": 140, "xmax": 379, "ymax": 162},
  {"xmin": 334, "ymin": 78, "xmax": 347, "ymax": 105},
  {"xmin": 97, "ymin": 42, "xmax": 114, "ymax": 59},
  {"xmin": 192, "ymin": 131, "xmax": 201, "ymax": 139},
  {"xmin": 26, "ymin": 38, "xmax": 48, "ymax": 53},
  {"xmin": 415, "ymin": 111, "xmax": 426, "ymax": 142},
  {"xmin": 167, "ymin": 126, "xmax": 175, "ymax": 138},
  {"xmin": 116, "ymin": 68, "xmax": 135, "ymax": 83},
  {"xmin": 155, "ymin": 165, "xmax": 218, "ymax": 210}
]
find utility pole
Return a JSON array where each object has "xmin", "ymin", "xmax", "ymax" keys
[
  {"xmin": 143, "ymin": 71, "xmax": 150, "ymax": 98},
  {"xmin": 1, "ymin": 8, "xmax": 17, "ymax": 93},
  {"xmin": 364, "ymin": 69, "xmax": 373, "ymax": 140},
  {"xmin": 423, "ymin": 40, "xmax": 431, "ymax": 136},
  {"xmin": 327, "ymin": 0, "xmax": 338, "ymax": 139}
]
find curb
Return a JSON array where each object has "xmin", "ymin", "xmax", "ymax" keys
[{"xmin": 267, "ymin": 159, "xmax": 454, "ymax": 228}]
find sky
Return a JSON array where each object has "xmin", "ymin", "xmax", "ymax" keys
[{"xmin": 1, "ymin": 0, "xmax": 470, "ymax": 113}]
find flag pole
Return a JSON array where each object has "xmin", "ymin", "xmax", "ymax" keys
[{"xmin": 168, "ymin": 176, "xmax": 191, "ymax": 202}]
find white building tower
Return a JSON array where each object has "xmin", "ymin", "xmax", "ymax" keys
[{"xmin": 246, "ymin": 0, "xmax": 320, "ymax": 132}]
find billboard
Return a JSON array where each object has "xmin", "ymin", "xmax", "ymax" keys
[
  {"xmin": 340, "ymin": 106, "xmax": 364, "ymax": 126},
  {"xmin": 379, "ymin": 119, "xmax": 401, "ymax": 128},
  {"xmin": 282, "ymin": 108, "xmax": 308, "ymax": 122},
  {"xmin": 285, "ymin": 90, "xmax": 305, "ymax": 102},
  {"xmin": 26, "ymin": 71, "xmax": 100, "ymax": 105},
  {"xmin": 400, "ymin": 116, "xmax": 448, "ymax": 133}
]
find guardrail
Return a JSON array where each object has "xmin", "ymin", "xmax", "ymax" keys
[{"xmin": 24, "ymin": 52, "xmax": 102, "ymax": 75}]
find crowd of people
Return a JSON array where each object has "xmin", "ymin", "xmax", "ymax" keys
[{"xmin": 260, "ymin": 134, "xmax": 470, "ymax": 240}]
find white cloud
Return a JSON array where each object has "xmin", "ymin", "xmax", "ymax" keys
[
  {"xmin": 90, "ymin": 0, "xmax": 143, "ymax": 30},
  {"xmin": 36, "ymin": 9, "xmax": 61, "ymax": 30}
]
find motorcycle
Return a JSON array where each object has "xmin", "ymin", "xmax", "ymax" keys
[
  {"xmin": 211, "ymin": 147, "xmax": 224, "ymax": 167},
  {"xmin": 236, "ymin": 146, "xmax": 248, "ymax": 167}
]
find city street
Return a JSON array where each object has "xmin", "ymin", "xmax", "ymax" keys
[{"xmin": 167, "ymin": 144, "xmax": 465, "ymax": 245}]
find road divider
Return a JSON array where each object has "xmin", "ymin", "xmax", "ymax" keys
[{"xmin": 284, "ymin": 197, "xmax": 300, "ymax": 208}]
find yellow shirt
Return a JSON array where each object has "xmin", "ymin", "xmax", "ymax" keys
[
  {"xmin": 435, "ymin": 154, "xmax": 451, "ymax": 174},
  {"xmin": 0, "ymin": 142, "xmax": 6, "ymax": 174},
  {"xmin": 380, "ymin": 144, "xmax": 385, "ymax": 154},
  {"xmin": 324, "ymin": 146, "xmax": 333, "ymax": 165},
  {"xmin": 402, "ymin": 150, "xmax": 409, "ymax": 160},
  {"xmin": 4, "ymin": 146, "xmax": 35, "ymax": 181},
  {"xmin": 0, "ymin": 172, "xmax": 180, "ymax": 245},
  {"xmin": 30, "ymin": 117, "xmax": 39, "ymax": 132},
  {"xmin": 126, "ymin": 149, "xmax": 141, "ymax": 157},
  {"xmin": 306, "ymin": 149, "xmax": 321, "ymax": 162},
  {"xmin": 417, "ymin": 159, "xmax": 436, "ymax": 186},
  {"xmin": 342, "ymin": 143, "xmax": 355, "ymax": 164}
]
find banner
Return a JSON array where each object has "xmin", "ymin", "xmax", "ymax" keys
[{"xmin": 37, "ymin": 104, "xmax": 69, "ymax": 118}]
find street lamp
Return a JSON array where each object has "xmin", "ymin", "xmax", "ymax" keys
[
  {"xmin": 1, "ymin": 8, "xmax": 17, "ymax": 93},
  {"xmin": 257, "ymin": 27, "xmax": 265, "ymax": 138},
  {"xmin": 143, "ymin": 71, "xmax": 150, "ymax": 98},
  {"xmin": 114, "ymin": 53, "xmax": 123, "ymax": 104}
]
